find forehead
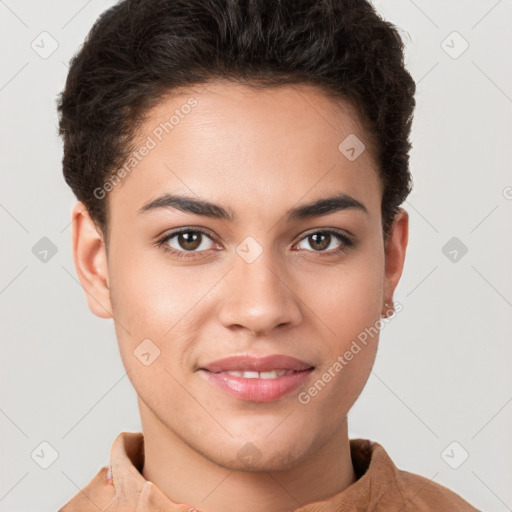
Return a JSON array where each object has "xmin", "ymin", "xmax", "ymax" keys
[{"xmin": 107, "ymin": 81, "xmax": 382, "ymax": 224}]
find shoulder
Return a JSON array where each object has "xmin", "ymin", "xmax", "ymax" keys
[
  {"xmin": 394, "ymin": 468, "xmax": 480, "ymax": 511},
  {"xmin": 58, "ymin": 466, "xmax": 115, "ymax": 512}
]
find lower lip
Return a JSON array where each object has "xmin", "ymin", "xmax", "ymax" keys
[{"xmin": 199, "ymin": 369, "xmax": 314, "ymax": 402}]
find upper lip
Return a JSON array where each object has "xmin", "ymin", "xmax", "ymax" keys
[{"xmin": 200, "ymin": 354, "xmax": 314, "ymax": 373}]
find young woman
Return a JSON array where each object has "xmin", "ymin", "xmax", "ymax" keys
[{"xmin": 57, "ymin": 0, "xmax": 478, "ymax": 510}]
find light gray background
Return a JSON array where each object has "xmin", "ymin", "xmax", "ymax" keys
[{"xmin": 1, "ymin": 1, "xmax": 511, "ymax": 511}]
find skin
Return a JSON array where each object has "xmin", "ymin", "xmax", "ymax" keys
[{"xmin": 71, "ymin": 81, "xmax": 408, "ymax": 512}]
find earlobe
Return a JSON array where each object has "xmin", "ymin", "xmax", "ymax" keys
[
  {"xmin": 382, "ymin": 208, "xmax": 409, "ymax": 307},
  {"xmin": 71, "ymin": 201, "xmax": 113, "ymax": 319}
]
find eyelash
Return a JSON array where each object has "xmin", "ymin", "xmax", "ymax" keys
[{"xmin": 155, "ymin": 227, "xmax": 354, "ymax": 260}]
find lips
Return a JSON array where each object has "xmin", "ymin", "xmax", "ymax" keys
[
  {"xmin": 198, "ymin": 354, "xmax": 315, "ymax": 402},
  {"xmin": 199, "ymin": 354, "xmax": 314, "ymax": 373}
]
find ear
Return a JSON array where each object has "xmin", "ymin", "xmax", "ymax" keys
[
  {"xmin": 71, "ymin": 201, "xmax": 113, "ymax": 319},
  {"xmin": 382, "ymin": 208, "xmax": 409, "ymax": 306}
]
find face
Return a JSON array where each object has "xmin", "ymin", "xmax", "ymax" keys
[{"xmin": 73, "ymin": 81, "xmax": 408, "ymax": 471}]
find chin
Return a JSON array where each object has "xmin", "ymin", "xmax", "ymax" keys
[
  {"xmin": 204, "ymin": 433, "xmax": 312, "ymax": 473},
  {"xmin": 215, "ymin": 448, "xmax": 305, "ymax": 473}
]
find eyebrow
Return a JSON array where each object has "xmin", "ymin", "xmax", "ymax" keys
[{"xmin": 137, "ymin": 192, "xmax": 368, "ymax": 223}]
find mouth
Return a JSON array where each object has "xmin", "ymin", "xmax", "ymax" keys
[
  {"xmin": 198, "ymin": 354, "xmax": 315, "ymax": 402},
  {"xmin": 207, "ymin": 369, "xmax": 300, "ymax": 379}
]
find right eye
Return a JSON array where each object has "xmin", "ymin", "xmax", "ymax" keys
[{"xmin": 156, "ymin": 228, "xmax": 219, "ymax": 259}]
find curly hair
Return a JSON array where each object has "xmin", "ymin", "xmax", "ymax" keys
[{"xmin": 57, "ymin": 0, "xmax": 415, "ymax": 244}]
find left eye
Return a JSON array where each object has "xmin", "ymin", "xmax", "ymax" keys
[{"xmin": 295, "ymin": 230, "xmax": 353, "ymax": 253}]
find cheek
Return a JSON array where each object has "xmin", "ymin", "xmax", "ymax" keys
[
  {"xmin": 302, "ymin": 244, "xmax": 384, "ymax": 400},
  {"xmin": 107, "ymin": 242, "xmax": 175, "ymax": 365},
  {"xmin": 303, "ymin": 242, "xmax": 384, "ymax": 337},
  {"xmin": 108, "ymin": 239, "xmax": 193, "ymax": 328},
  {"xmin": 107, "ymin": 242, "xmax": 220, "ymax": 376}
]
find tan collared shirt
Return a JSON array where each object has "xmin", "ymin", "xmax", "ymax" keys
[{"xmin": 58, "ymin": 431, "xmax": 479, "ymax": 511}]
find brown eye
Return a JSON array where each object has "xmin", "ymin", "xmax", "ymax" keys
[
  {"xmin": 157, "ymin": 228, "xmax": 217, "ymax": 259},
  {"xmin": 176, "ymin": 231, "xmax": 202, "ymax": 251},
  {"xmin": 308, "ymin": 233, "xmax": 331, "ymax": 251},
  {"xmin": 295, "ymin": 230, "xmax": 353, "ymax": 254}
]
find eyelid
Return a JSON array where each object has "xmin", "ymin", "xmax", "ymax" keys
[
  {"xmin": 156, "ymin": 226, "xmax": 218, "ymax": 246},
  {"xmin": 297, "ymin": 226, "xmax": 353, "ymax": 241}
]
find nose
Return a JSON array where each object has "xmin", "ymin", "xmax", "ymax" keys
[{"xmin": 217, "ymin": 247, "xmax": 302, "ymax": 336}]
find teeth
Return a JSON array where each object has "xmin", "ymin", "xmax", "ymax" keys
[
  {"xmin": 223, "ymin": 369, "xmax": 295, "ymax": 379},
  {"xmin": 259, "ymin": 370, "xmax": 289, "ymax": 379},
  {"xmin": 242, "ymin": 371, "xmax": 260, "ymax": 379}
]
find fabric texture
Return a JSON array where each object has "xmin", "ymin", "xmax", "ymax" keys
[{"xmin": 58, "ymin": 431, "xmax": 479, "ymax": 511}]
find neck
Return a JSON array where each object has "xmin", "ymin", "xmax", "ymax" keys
[{"xmin": 138, "ymin": 398, "xmax": 357, "ymax": 512}]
